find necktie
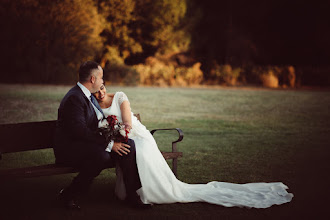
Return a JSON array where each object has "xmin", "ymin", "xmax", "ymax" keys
[{"xmin": 90, "ymin": 95, "xmax": 105, "ymax": 118}]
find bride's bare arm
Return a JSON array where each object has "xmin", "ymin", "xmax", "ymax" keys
[{"xmin": 120, "ymin": 100, "xmax": 132, "ymax": 130}]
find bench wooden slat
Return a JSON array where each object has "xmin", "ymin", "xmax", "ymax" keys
[
  {"xmin": 0, "ymin": 152, "xmax": 183, "ymax": 179},
  {"xmin": 161, "ymin": 152, "xmax": 183, "ymax": 160},
  {"xmin": 0, "ymin": 120, "xmax": 56, "ymax": 153},
  {"xmin": 0, "ymin": 115, "xmax": 141, "ymax": 154},
  {"xmin": 0, "ymin": 164, "xmax": 79, "ymax": 178}
]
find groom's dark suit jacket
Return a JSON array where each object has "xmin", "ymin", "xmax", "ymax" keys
[{"xmin": 53, "ymin": 85, "xmax": 106, "ymax": 165}]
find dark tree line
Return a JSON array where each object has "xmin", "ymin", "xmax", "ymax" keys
[
  {"xmin": 192, "ymin": 0, "xmax": 330, "ymax": 85},
  {"xmin": 0, "ymin": 0, "xmax": 329, "ymax": 86}
]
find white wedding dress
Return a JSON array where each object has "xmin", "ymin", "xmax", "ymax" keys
[{"xmin": 102, "ymin": 92, "xmax": 293, "ymax": 208}]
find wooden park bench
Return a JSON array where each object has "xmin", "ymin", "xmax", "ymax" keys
[{"xmin": 0, "ymin": 114, "xmax": 183, "ymax": 179}]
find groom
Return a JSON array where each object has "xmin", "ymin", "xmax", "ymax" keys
[{"xmin": 53, "ymin": 61, "xmax": 148, "ymax": 209}]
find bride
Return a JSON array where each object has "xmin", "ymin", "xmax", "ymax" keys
[{"xmin": 93, "ymin": 84, "xmax": 293, "ymax": 208}]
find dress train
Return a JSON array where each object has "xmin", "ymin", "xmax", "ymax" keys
[{"xmin": 102, "ymin": 92, "xmax": 293, "ymax": 208}]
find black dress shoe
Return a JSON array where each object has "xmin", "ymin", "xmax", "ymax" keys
[
  {"xmin": 59, "ymin": 189, "xmax": 81, "ymax": 210},
  {"xmin": 126, "ymin": 195, "xmax": 153, "ymax": 209}
]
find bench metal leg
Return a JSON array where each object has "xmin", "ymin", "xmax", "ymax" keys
[
  {"xmin": 172, "ymin": 142, "xmax": 178, "ymax": 177},
  {"xmin": 172, "ymin": 158, "xmax": 178, "ymax": 177}
]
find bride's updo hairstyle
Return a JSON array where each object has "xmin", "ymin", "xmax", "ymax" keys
[{"xmin": 79, "ymin": 61, "xmax": 100, "ymax": 83}]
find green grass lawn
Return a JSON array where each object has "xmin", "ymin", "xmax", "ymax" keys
[{"xmin": 0, "ymin": 84, "xmax": 329, "ymax": 219}]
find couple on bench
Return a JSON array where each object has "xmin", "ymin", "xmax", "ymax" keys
[{"xmin": 54, "ymin": 61, "xmax": 293, "ymax": 210}]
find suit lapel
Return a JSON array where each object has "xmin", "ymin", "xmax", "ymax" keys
[{"xmin": 74, "ymin": 85, "xmax": 99, "ymax": 121}]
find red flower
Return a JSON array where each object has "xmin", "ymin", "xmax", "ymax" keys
[
  {"xmin": 99, "ymin": 115, "xmax": 129, "ymax": 143},
  {"xmin": 106, "ymin": 115, "xmax": 118, "ymax": 129}
]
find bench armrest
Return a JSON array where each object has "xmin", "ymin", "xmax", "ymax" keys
[{"xmin": 150, "ymin": 128, "xmax": 184, "ymax": 152}]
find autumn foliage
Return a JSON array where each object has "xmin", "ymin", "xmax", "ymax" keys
[{"xmin": 0, "ymin": 0, "xmax": 329, "ymax": 87}]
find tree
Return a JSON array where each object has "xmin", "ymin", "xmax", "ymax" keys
[
  {"xmin": 146, "ymin": 0, "xmax": 188, "ymax": 54},
  {"xmin": 97, "ymin": 0, "xmax": 142, "ymax": 65},
  {"xmin": 0, "ymin": 0, "xmax": 105, "ymax": 83}
]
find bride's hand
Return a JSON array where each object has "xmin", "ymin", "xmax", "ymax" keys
[
  {"xmin": 123, "ymin": 123, "xmax": 132, "ymax": 132},
  {"xmin": 113, "ymin": 142, "xmax": 130, "ymax": 156}
]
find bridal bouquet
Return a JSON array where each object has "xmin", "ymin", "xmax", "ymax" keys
[{"xmin": 98, "ymin": 115, "xmax": 129, "ymax": 143}]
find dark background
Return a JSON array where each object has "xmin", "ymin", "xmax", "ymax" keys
[{"xmin": 0, "ymin": 0, "xmax": 329, "ymax": 86}]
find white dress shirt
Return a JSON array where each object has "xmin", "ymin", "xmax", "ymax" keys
[{"xmin": 77, "ymin": 82, "xmax": 103, "ymax": 120}]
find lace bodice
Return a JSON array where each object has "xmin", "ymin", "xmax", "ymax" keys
[
  {"xmin": 102, "ymin": 92, "xmax": 130, "ymax": 122},
  {"xmin": 117, "ymin": 91, "xmax": 129, "ymax": 106}
]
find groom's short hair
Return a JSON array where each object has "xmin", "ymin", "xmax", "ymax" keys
[{"xmin": 79, "ymin": 61, "xmax": 100, "ymax": 82}]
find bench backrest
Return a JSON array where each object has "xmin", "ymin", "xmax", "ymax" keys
[
  {"xmin": 0, "ymin": 120, "xmax": 57, "ymax": 154},
  {"xmin": 0, "ymin": 114, "xmax": 141, "ymax": 155}
]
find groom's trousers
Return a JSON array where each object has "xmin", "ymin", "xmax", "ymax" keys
[{"xmin": 62, "ymin": 139, "xmax": 142, "ymax": 199}]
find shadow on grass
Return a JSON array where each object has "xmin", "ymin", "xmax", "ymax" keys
[{"xmin": 0, "ymin": 171, "xmax": 324, "ymax": 220}]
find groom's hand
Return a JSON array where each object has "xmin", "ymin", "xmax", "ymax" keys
[{"xmin": 113, "ymin": 142, "xmax": 131, "ymax": 156}]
